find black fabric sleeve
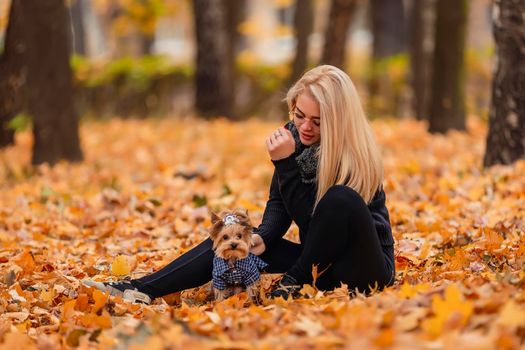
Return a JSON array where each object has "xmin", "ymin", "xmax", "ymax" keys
[
  {"xmin": 271, "ymin": 155, "xmax": 317, "ymax": 231},
  {"xmin": 368, "ymin": 188, "xmax": 395, "ymax": 246},
  {"xmin": 253, "ymin": 170, "xmax": 293, "ymax": 248}
]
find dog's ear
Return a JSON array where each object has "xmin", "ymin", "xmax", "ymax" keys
[
  {"xmin": 209, "ymin": 220, "xmax": 223, "ymax": 241},
  {"xmin": 233, "ymin": 208, "xmax": 250, "ymax": 226},
  {"xmin": 210, "ymin": 212, "xmax": 221, "ymax": 224}
]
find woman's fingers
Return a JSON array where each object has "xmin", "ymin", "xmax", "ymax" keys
[
  {"xmin": 250, "ymin": 234, "xmax": 266, "ymax": 255},
  {"xmin": 283, "ymin": 128, "xmax": 293, "ymax": 138},
  {"xmin": 267, "ymin": 127, "xmax": 295, "ymax": 160}
]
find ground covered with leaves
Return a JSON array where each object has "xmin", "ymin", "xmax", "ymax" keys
[{"xmin": 0, "ymin": 117, "xmax": 524, "ymax": 349}]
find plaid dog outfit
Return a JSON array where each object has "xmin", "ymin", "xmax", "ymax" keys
[{"xmin": 212, "ymin": 253, "xmax": 268, "ymax": 290}]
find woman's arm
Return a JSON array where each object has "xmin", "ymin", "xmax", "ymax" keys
[
  {"xmin": 265, "ymin": 125, "xmax": 316, "ymax": 231},
  {"xmin": 254, "ymin": 170, "xmax": 293, "ymax": 248},
  {"xmin": 271, "ymin": 156, "xmax": 316, "ymax": 230}
]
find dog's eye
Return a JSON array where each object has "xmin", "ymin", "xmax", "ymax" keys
[
  {"xmin": 223, "ymin": 235, "xmax": 229, "ymax": 240},
  {"xmin": 237, "ymin": 233, "xmax": 242, "ymax": 239}
]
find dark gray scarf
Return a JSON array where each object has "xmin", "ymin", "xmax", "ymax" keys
[{"xmin": 285, "ymin": 121, "xmax": 319, "ymax": 184}]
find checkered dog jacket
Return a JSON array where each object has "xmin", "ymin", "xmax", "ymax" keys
[{"xmin": 212, "ymin": 253, "xmax": 268, "ymax": 290}]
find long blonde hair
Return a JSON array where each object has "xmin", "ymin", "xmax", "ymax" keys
[{"xmin": 286, "ymin": 65, "xmax": 383, "ymax": 206}]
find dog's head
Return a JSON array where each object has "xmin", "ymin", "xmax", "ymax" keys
[{"xmin": 209, "ymin": 209, "xmax": 252, "ymax": 261}]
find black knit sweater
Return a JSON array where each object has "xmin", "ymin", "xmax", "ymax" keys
[{"xmin": 254, "ymin": 155, "xmax": 395, "ymax": 273}]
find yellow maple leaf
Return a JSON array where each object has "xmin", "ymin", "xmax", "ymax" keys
[
  {"xmin": 111, "ymin": 255, "xmax": 131, "ymax": 276},
  {"xmin": 422, "ymin": 284, "xmax": 473, "ymax": 338},
  {"xmin": 398, "ymin": 282, "xmax": 430, "ymax": 299}
]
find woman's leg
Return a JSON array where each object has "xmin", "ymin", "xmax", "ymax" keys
[
  {"xmin": 286, "ymin": 185, "xmax": 393, "ymax": 293},
  {"xmin": 260, "ymin": 238, "xmax": 302, "ymax": 273},
  {"xmin": 133, "ymin": 237, "xmax": 302, "ymax": 298},
  {"xmin": 132, "ymin": 239, "xmax": 214, "ymax": 298}
]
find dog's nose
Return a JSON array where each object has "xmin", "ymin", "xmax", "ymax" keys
[{"xmin": 230, "ymin": 242, "xmax": 238, "ymax": 249}]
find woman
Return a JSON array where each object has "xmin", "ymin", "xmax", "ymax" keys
[{"xmin": 84, "ymin": 65, "xmax": 395, "ymax": 303}]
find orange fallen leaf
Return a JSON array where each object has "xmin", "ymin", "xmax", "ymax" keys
[
  {"xmin": 92, "ymin": 289, "xmax": 107, "ymax": 313},
  {"xmin": 373, "ymin": 328, "xmax": 395, "ymax": 347},
  {"xmin": 14, "ymin": 249, "xmax": 36, "ymax": 274}
]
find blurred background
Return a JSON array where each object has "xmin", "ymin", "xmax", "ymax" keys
[
  {"xmin": 0, "ymin": 0, "xmax": 493, "ymax": 120},
  {"xmin": 1, "ymin": 0, "xmax": 518, "ymax": 168}
]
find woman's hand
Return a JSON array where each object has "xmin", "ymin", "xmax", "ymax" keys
[
  {"xmin": 266, "ymin": 127, "xmax": 295, "ymax": 161},
  {"xmin": 250, "ymin": 234, "xmax": 266, "ymax": 255}
]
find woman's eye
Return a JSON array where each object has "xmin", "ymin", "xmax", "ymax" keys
[
  {"xmin": 294, "ymin": 112, "xmax": 304, "ymax": 119},
  {"xmin": 314, "ymin": 121, "xmax": 320, "ymax": 127}
]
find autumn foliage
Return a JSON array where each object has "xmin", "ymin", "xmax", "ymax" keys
[{"xmin": 0, "ymin": 118, "xmax": 524, "ymax": 349}]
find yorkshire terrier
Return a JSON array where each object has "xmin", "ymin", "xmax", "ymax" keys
[{"xmin": 209, "ymin": 209, "xmax": 267, "ymax": 302}]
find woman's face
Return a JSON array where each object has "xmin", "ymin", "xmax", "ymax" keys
[{"xmin": 292, "ymin": 93, "xmax": 321, "ymax": 146}]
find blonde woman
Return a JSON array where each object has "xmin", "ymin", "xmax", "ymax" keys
[{"xmin": 84, "ymin": 65, "xmax": 395, "ymax": 302}]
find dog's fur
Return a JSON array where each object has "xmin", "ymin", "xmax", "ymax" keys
[{"xmin": 210, "ymin": 209, "xmax": 259, "ymax": 301}]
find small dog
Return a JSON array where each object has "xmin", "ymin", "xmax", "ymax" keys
[{"xmin": 209, "ymin": 209, "xmax": 267, "ymax": 302}]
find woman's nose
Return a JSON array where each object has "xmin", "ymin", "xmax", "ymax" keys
[{"xmin": 301, "ymin": 120, "xmax": 313, "ymax": 131}]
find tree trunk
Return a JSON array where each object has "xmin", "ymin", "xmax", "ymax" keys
[
  {"xmin": 428, "ymin": 0, "xmax": 468, "ymax": 133},
  {"xmin": 408, "ymin": 0, "xmax": 433, "ymax": 120},
  {"xmin": 20, "ymin": 0, "xmax": 83, "ymax": 165},
  {"xmin": 139, "ymin": 33, "xmax": 155, "ymax": 55},
  {"xmin": 288, "ymin": 0, "xmax": 313, "ymax": 85},
  {"xmin": 320, "ymin": 0, "xmax": 357, "ymax": 69},
  {"xmin": 368, "ymin": 0, "xmax": 406, "ymax": 117},
  {"xmin": 223, "ymin": 0, "xmax": 247, "ymax": 119},
  {"xmin": 193, "ymin": 0, "xmax": 233, "ymax": 118},
  {"xmin": 0, "ymin": 0, "xmax": 26, "ymax": 147},
  {"xmin": 370, "ymin": 0, "xmax": 405, "ymax": 59},
  {"xmin": 70, "ymin": 0, "xmax": 86, "ymax": 55},
  {"xmin": 483, "ymin": 0, "xmax": 525, "ymax": 167},
  {"xmin": 223, "ymin": 0, "xmax": 247, "ymax": 57}
]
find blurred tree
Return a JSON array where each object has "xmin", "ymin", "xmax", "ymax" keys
[
  {"xmin": 288, "ymin": 0, "xmax": 313, "ymax": 85},
  {"xmin": 408, "ymin": 0, "xmax": 433, "ymax": 120},
  {"xmin": 223, "ymin": 0, "xmax": 247, "ymax": 118},
  {"xmin": 193, "ymin": 0, "xmax": 233, "ymax": 118},
  {"xmin": 321, "ymin": 0, "xmax": 357, "ymax": 68},
  {"xmin": 370, "ymin": 0, "xmax": 405, "ymax": 59},
  {"xmin": 484, "ymin": 0, "xmax": 525, "ymax": 167},
  {"xmin": 21, "ymin": 0, "xmax": 83, "ymax": 165},
  {"xmin": 70, "ymin": 0, "xmax": 86, "ymax": 55},
  {"xmin": 368, "ymin": 0, "xmax": 406, "ymax": 117},
  {"xmin": 428, "ymin": 0, "xmax": 468, "ymax": 133},
  {"xmin": 0, "ymin": 0, "xmax": 25, "ymax": 147},
  {"xmin": 223, "ymin": 0, "xmax": 247, "ymax": 63}
]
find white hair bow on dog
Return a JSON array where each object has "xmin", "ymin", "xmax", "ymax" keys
[{"xmin": 223, "ymin": 214, "xmax": 240, "ymax": 226}]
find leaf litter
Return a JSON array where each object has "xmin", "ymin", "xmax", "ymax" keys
[{"xmin": 0, "ymin": 117, "xmax": 524, "ymax": 349}]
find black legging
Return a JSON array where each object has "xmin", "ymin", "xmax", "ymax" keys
[{"xmin": 133, "ymin": 185, "xmax": 394, "ymax": 298}]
